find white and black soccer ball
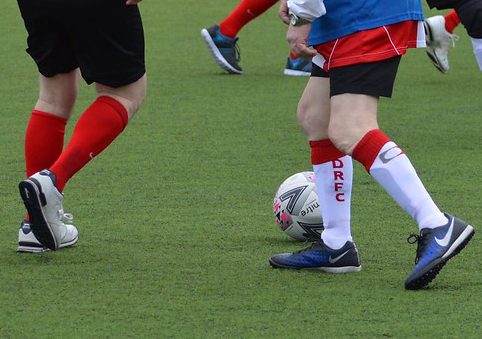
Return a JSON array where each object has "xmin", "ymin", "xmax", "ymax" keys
[{"xmin": 273, "ymin": 171, "xmax": 324, "ymax": 241}]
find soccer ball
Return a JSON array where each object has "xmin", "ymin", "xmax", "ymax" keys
[{"xmin": 273, "ymin": 171, "xmax": 323, "ymax": 241}]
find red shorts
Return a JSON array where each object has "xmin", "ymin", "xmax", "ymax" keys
[{"xmin": 313, "ymin": 20, "xmax": 425, "ymax": 71}]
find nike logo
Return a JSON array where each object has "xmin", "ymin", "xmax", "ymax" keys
[
  {"xmin": 379, "ymin": 145, "xmax": 404, "ymax": 164},
  {"xmin": 329, "ymin": 250, "xmax": 350, "ymax": 264},
  {"xmin": 89, "ymin": 152, "xmax": 95, "ymax": 159},
  {"xmin": 435, "ymin": 217, "xmax": 454, "ymax": 247}
]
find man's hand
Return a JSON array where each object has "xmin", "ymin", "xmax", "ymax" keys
[
  {"xmin": 126, "ymin": 0, "xmax": 142, "ymax": 5},
  {"xmin": 279, "ymin": 0, "xmax": 290, "ymax": 25},
  {"xmin": 287, "ymin": 24, "xmax": 317, "ymax": 58}
]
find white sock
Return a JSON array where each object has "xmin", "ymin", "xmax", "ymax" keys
[
  {"xmin": 369, "ymin": 141, "xmax": 447, "ymax": 229},
  {"xmin": 471, "ymin": 38, "xmax": 482, "ymax": 72},
  {"xmin": 314, "ymin": 155, "xmax": 353, "ymax": 249}
]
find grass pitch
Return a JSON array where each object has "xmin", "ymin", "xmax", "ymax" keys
[{"xmin": 0, "ymin": 1, "xmax": 481, "ymax": 337}]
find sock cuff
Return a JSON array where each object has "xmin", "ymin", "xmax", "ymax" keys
[
  {"xmin": 444, "ymin": 10, "xmax": 460, "ymax": 33},
  {"xmin": 96, "ymin": 96, "xmax": 129, "ymax": 128},
  {"xmin": 352, "ymin": 129, "xmax": 391, "ymax": 172},
  {"xmin": 32, "ymin": 110, "xmax": 67, "ymax": 125},
  {"xmin": 309, "ymin": 139, "xmax": 345, "ymax": 165}
]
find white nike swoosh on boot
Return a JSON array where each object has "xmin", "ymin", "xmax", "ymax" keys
[
  {"xmin": 328, "ymin": 250, "xmax": 350, "ymax": 264},
  {"xmin": 435, "ymin": 217, "xmax": 455, "ymax": 247}
]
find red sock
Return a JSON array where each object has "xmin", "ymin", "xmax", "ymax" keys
[
  {"xmin": 25, "ymin": 110, "xmax": 67, "ymax": 177},
  {"xmin": 444, "ymin": 10, "xmax": 460, "ymax": 33},
  {"xmin": 310, "ymin": 139, "xmax": 345, "ymax": 164},
  {"xmin": 351, "ymin": 129, "xmax": 391, "ymax": 172},
  {"xmin": 289, "ymin": 52, "xmax": 300, "ymax": 61},
  {"xmin": 219, "ymin": 0, "xmax": 278, "ymax": 38},
  {"xmin": 49, "ymin": 96, "xmax": 128, "ymax": 191}
]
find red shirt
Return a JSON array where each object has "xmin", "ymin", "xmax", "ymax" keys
[{"xmin": 313, "ymin": 20, "xmax": 425, "ymax": 71}]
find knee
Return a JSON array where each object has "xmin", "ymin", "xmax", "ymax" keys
[
  {"xmin": 296, "ymin": 100, "xmax": 311, "ymax": 131},
  {"xmin": 328, "ymin": 124, "xmax": 363, "ymax": 155},
  {"xmin": 328, "ymin": 127, "xmax": 350, "ymax": 154},
  {"xmin": 123, "ymin": 88, "xmax": 146, "ymax": 117},
  {"xmin": 36, "ymin": 72, "xmax": 80, "ymax": 118},
  {"xmin": 96, "ymin": 74, "xmax": 147, "ymax": 119},
  {"xmin": 128, "ymin": 75, "xmax": 147, "ymax": 113},
  {"xmin": 296, "ymin": 99, "xmax": 329, "ymax": 138},
  {"xmin": 37, "ymin": 92, "xmax": 77, "ymax": 118}
]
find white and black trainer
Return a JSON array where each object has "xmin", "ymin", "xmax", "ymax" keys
[
  {"xmin": 18, "ymin": 170, "xmax": 74, "ymax": 251},
  {"xmin": 17, "ymin": 218, "xmax": 78, "ymax": 253}
]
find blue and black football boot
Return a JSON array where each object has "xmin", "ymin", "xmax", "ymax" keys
[
  {"xmin": 269, "ymin": 239, "xmax": 361, "ymax": 273},
  {"xmin": 405, "ymin": 213, "xmax": 474, "ymax": 290}
]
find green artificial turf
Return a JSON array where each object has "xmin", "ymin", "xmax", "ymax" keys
[{"xmin": 0, "ymin": 1, "xmax": 480, "ymax": 337}]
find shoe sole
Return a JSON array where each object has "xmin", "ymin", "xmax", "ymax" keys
[
  {"xmin": 283, "ymin": 69, "xmax": 311, "ymax": 76},
  {"xmin": 424, "ymin": 21, "xmax": 448, "ymax": 74},
  {"xmin": 269, "ymin": 258, "xmax": 361, "ymax": 273},
  {"xmin": 405, "ymin": 225, "xmax": 475, "ymax": 290},
  {"xmin": 17, "ymin": 236, "xmax": 78, "ymax": 253},
  {"xmin": 17, "ymin": 243, "xmax": 48, "ymax": 253},
  {"xmin": 200, "ymin": 29, "xmax": 243, "ymax": 75},
  {"xmin": 19, "ymin": 180, "xmax": 58, "ymax": 250}
]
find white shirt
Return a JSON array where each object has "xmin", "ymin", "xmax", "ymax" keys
[{"xmin": 287, "ymin": 0, "xmax": 326, "ymax": 22}]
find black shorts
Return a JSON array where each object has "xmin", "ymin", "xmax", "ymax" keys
[
  {"xmin": 17, "ymin": 0, "xmax": 145, "ymax": 87},
  {"xmin": 427, "ymin": 0, "xmax": 482, "ymax": 38},
  {"xmin": 310, "ymin": 56, "xmax": 402, "ymax": 98},
  {"xmin": 426, "ymin": 0, "xmax": 459, "ymax": 9}
]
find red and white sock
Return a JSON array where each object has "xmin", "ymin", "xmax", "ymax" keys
[
  {"xmin": 219, "ymin": 0, "xmax": 278, "ymax": 38},
  {"xmin": 311, "ymin": 139, "xmax": 353, "ymax": 249},
  {"xmin": 352, "ymin": 129, "xmax": 447, "ymax": 230},
  {"xmin": 25, "ymin": 110, "xmax": 67, "ymax": 177},
  {"xmin": 49, "ymin": 96, "xmax": 128, "ymax": 191}
]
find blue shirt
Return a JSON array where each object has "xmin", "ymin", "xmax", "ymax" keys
[{"xmin": 309, "ymin": 0, "xmax": 424, "ymax": 45}]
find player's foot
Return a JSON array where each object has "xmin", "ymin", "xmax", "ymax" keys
[
  {"xmin": 405, "ymin": 213, "xmax": 474, "ymax": 290},
  {"xmin": 283, "ymin": 56, "xmax": 312, "ymax": 76},
  {"xmin": 424, "ymin": 15, "xmax": 459, "ymax": 73},
  {"xmin": 17, "ymin": 217, "xmax": 78, "ymax": 253},
  {"xmin": 18, "ymin": 169, "xmax": 72, "ymax": 250},
  {"xmin": 200, "ymin": 24, "xmax": 242, "ymax": 74},
  {"xmin": 269, "ymin": 240, "xmax": 361, "ymax": 273}
]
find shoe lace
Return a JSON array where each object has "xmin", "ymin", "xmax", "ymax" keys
[
  {"xmin": 293, "ymin": 240, "xmax": 321, "ymax": 254},
  {"xmin": 407, "ymin": 233, "xmax": 429, "ymax": 264},
  {"xmin": 57, "ymin": 208, "xmax": 74, "ymax": 224},
  {"xmin": 449, "ymin": 33, "xmax": 459, "ymax": 47},
  {"xmin": 233, "ymin": 39, "xmax": 241, "ymax": 63},
  {"xmin": 441, "ymin": 32, "xmax": 459, "ymax": 49},
  {"xmin": 61, "ymin": 213, "xmax": 74, "ymax": 224}
]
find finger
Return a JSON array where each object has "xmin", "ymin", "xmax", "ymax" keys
[
  {"xmin": 279, "ymin": 12, "xmax": 290, "ymax": 24},
  {"xmin": 280, "ymin": 15, "xmax": 290, "ymax": 25},
  {"xmin": 278, "ymin": 5, "xmax": 290, "ymax": 24},
  {"xmin": 298, "ymin": 46, "xmax": 317, "ymax": 58},
  {"xmin": 291, "ymin": 44, "xmax": 316, "ymax": 59}
]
